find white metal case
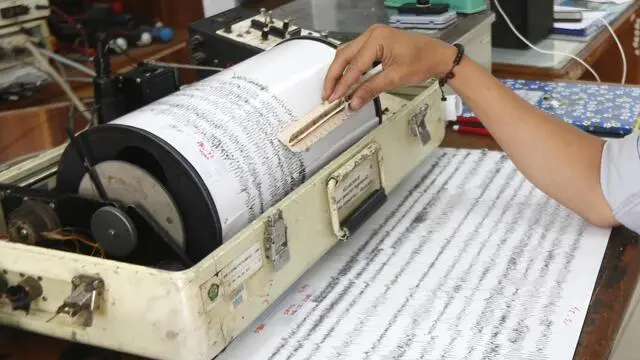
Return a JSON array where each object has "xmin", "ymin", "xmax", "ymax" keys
[
  {"xmin": 0, "ymin": 74, "xmax": 445, "ymax": 360},
  {"xmin": 0, "ymin": 0, "xmax": 49, "ymax": 28}
]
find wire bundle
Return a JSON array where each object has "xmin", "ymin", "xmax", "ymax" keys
[{"xmin": 40, "ymin": 228, "xmax": 105, "ymax": 258}]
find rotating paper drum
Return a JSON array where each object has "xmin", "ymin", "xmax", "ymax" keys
[{"xmin": 56, "ymin": 37, "xmax": 382, "ymax": 263}]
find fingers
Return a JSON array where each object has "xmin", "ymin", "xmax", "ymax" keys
[
  {"xmin": 322, "ymin": 25, "xmax": 383, "ymax": 101},
  {"xmin": 348, "ymin": 71, "xmax": 395, "ymax": 111},
  {"xmin": 327, "ymin": 39, "xmax": 381, "ymax": 103},
  {"xmin": 322, "ymin": 41, "xmax": 358, "ymax": 101}
]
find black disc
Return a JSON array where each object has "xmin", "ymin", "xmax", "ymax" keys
[{"xmin": 56, "ymin": 123, "xmax": 222, "ymax": 263}]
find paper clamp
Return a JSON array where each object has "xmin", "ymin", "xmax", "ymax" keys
[{"xmin": 278, "ymin": 64, "xmax": 383, "ymax": 152}]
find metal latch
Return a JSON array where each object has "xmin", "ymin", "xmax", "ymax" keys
[
  {"xmin": 409, "ymin": 103, "xmax": 431, "ymax": 145},
  {"xmin": 53, "ymin": 275, "xmax": 104, "ymax": 327},
  {"xmin": 264, "ymin": 209, "xmax": 290, "ymax": 272}
]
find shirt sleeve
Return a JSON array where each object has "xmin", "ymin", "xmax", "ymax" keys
[{"xmin": 600, "ymin": 131, "xmax": 640, "ymax": 234}]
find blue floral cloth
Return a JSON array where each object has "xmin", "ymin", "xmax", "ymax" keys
[{"xmin": 461, "ymin": 79, "xmax": 640, "ymax": 136}]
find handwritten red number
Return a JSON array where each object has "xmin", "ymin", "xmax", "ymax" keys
[{"xmin": 197, "ymin": 140, "xmax": 215, "ymax": 160}]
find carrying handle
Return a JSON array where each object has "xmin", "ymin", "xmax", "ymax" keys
[{"xmin": 326, "ymin": 143, "xmax": 386, "ymax": 241}]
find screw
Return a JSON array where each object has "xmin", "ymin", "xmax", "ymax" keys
[
  {"xmin": 108, "ymin": 229, "xmax": 115, "ymax": 236},
  {"xmin": 207, "ymin": 283, "xmax": 219, "ymax": 302}
]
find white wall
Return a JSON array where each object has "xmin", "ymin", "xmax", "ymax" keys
[{"xmin": 202, "ymin": 0, "xmax": 243, "ymax": 17}]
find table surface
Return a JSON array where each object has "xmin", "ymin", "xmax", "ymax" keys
[
  {"xmin": 492, "ymin": 0, "xmax": 637, "ymax": 70},
  {"xmin": 0, "ymin": 127, "xmax": 638, "ymax": 360}
]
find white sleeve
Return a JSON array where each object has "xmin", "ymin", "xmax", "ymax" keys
[{"xmin": 600, "ymin": 131, "xmax": 640, "ymax": 234}]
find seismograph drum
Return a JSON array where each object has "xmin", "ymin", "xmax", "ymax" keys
[{"xmin": 56, "ymin": 37, "xmax": 382, "ymax": 263}]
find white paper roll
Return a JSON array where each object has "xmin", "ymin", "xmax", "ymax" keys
[{"xmin": 109, "ymin": 37, "xmax": 380, "ymax": 242}]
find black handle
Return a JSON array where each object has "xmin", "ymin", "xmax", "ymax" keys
[{"xmin": 341, "ymin": 189, "xmax": 387, "ymax": 236}]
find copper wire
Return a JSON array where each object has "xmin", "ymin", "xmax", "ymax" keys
[{"xmin": 40, "ymin": 228, "xmax": 105, "ymax": 258}]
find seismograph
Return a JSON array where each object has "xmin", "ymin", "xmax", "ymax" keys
[
  {"xmin": 141, "ymin": 75, "xmax": 306, "ymax": 231},
  {"xmin": 217, "ymin": 148, "xmax": 611, "ymax": 360}
]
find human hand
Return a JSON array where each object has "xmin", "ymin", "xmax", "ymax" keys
[{"xmin": 322, "ymin": 24, "xmax": 456, "ymax": 110}]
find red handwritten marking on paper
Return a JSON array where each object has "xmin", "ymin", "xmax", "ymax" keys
[
  {"xmin": 283, "ymin": 293, "xmax": 312, "ymax": 317},
  {"xmin": 197, "ymin": 140, "xmax": 215, "ymax": 160},
  {"xmin": 283, "ymin": 304, "xmax": 296, "ymax": 316},
  {"xmin": 254, "ymin": 324, "xmax": 265, "ymax": 333},
  {"xmin": 563, "ymin": 305, "xmax": 580, "ymax": 326}
]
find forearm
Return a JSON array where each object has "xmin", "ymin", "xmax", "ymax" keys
[{"xmin": 447, "ymin": 57, "xmax": 617, "ymax": 227}]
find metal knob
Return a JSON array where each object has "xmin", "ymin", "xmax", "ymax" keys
[
  {"xmin": 5, "ymin": 276, "xmax": 43, "ymax": 313},
  {"xmin": 189, "ymin": 35, "xmax": 204, "ymax": 49},
  {"xmin": 192, "ymin": 52, "xmax": 206, "ymax": 64}
]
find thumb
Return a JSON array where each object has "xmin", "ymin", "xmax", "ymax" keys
[{"xmin": 349, "ymin": 71, "xmax": 395, "ymax": 111}]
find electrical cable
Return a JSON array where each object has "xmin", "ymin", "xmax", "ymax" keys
[
  {"xmin": 108, "ymin": 42, "xmax": 224, "ymax": 72},
  {"xmin": 492, "ymin": 0, "xmax": 602, "ymax": 82},
  {"xmin": 595, "ymin": 17, "xmax": 626, "ymax": 84},
  {"xmin": 47, "ymin": 5, "xmax": 90, "ymax": 57},
  {"xmin": 145, "ymin": 60, "xmax": 225, "ymax": 72},
  {"xmin": 64, "ymin": 76, "xmax": 93, "ymax": 83},
  {"xmin": 0, "ymin": 150, "xmax": 49, "ymax": 172},
  {"xmin": 23, "ymin": 41, "xmax": 93, "ymax": 123},
  {"xmin": 36, "ymin": 47, "xmax": 96, "ymax": 77},
  {"xmin": 41, "ymin": 228, "xmax": 105, "ymax": 258}
]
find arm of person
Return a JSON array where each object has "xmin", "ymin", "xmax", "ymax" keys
[
  {"xmin": 322, "ymin": 25, "xmax": 639, "ymax": 230},
  {"xmin": 447, "ymin": 56, "xmax": 618, "ymax": 227}
]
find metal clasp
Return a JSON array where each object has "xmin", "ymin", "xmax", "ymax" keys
[
  {"xmin": 409, "ymin": 103, "xmax": 431, "ymax": 145},
  {"xmin": 264, "ymin": 210, "xmax": 290, "ymax": 272},
  {"xmin": 54, "ymin": 275, "xmax": 104, "ymax": 327}
]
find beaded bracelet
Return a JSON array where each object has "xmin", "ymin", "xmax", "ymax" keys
[{"xmin": 438, "ymin": 43, "xmax": 464, "ymax": 101}]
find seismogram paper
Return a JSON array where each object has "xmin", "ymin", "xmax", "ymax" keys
[{"xmin": 217, "ymin": 148, "xmax": 611, "ymax": 360}]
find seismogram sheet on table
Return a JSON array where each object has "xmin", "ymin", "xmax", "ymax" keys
[{"xmin": 216, "ymin": 148, "xmax": 611, "ymax": 360}]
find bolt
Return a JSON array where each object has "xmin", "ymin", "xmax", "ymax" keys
[{"xmin": 108, "ymin": 229, "xmax": 115, "ymax": 236}]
